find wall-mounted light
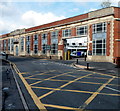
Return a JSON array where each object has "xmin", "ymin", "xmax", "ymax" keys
[{"xmin": 107, "ymin": 21, "xmax": 110, "ymax": 25}]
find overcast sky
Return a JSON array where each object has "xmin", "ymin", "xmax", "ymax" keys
[{"xmin": 0, "ymin": 0, "xmax": 119, "ymax": 35}]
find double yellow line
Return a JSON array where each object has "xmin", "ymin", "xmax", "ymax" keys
[{"xmin": 11, "ymin": 62, "xmax": 47, "ymax": 111}]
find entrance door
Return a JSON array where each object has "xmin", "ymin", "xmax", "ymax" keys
[{"xmin": 16, "ymin": 46, "xmax": 19, "ymax": 56}]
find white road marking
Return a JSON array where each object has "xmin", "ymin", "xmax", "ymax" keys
[{"xmin": 105, "ymin": 86, "xmax": 120, "ymax": 92}]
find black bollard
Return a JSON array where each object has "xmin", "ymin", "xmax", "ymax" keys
[
  {"xmin": 76, "ymin": 59, "xmax": 78, "ymax": 64},
  {"xmin": 87, "ymin": 62, "xmax": 89, "ymax": 70},
  {"xmin": 84, "ymin": 55, "xmax": 87, "ymax": 61}
]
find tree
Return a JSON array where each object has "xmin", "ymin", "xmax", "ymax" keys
[{"xmin": 101, "ymin": 0, "xmax": 111, "ymax": 8}]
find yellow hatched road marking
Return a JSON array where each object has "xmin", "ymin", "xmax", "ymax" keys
[
  {"xmin": 30, "ymin": 72, "xmax": 72, "ymax": 86},
  {"xmin": 50, "ymin": 79, "xmax": 120, "ymax": 86},
  {"xmin": 59, "ymin": 74, "xmax": 93, "ymax": 89},
  {"xmin": 78, "ymin": 76, "xmax": 116, "ymax": 110},
  {"xmin": 12, "ymin": 63, "xmax": 47, "ymax": 110},
  {"xmin": 31, "ymin": 86, "xmax": 120, "ymax": 96},
  {"xmin": 26, "ymin": 70, "xmax": 56, "ymax": 78},
  {"xmin": 85, "ymin": 76, "xmax": 110, "ymax": 80},
  {"xmin": 43, "ymin": 104, "xmax": 80, "ymax": 110},
  {"xmin": 25, "ymin": 78, "xmax": 42, "ymax": 80},
  {"xmin": 38, "ymin": 74, "xmax": 93, "ymax": 99},
  {"xmin": 77, "ymin": 69, "xmax": 117, "ymax": 78}
]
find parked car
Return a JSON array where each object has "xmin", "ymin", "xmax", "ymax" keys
[
  {"xmin": 0, "ymin": 52, "xmax": 6, "ymax": 56},
  {"xmin": 70, "ymin": 51, "xmax": 85, "ymax": 57}
]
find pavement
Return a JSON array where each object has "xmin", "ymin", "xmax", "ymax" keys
[
  {"xmin": 7, "ymin": 56, "xmax": 120, "ymax": 111},
  {"xmin": 1, "ymin": 59, "xmax": 25, "ymax": 110},
  {"xmin": 47, "ymin": 57, "xmax": 120, "ymax": 77}
]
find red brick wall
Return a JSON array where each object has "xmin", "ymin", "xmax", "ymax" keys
[
  {"xmin": 25, "ymin": 14, "xmax": 88, "ymax": 32},
  {"xmin": 113, "ymin": 20, "xmax": 120, "ymax": 57},
  {"xmin": 38, "ymin": 33, "xmax": 42, "ymax": 50},
  {"xmin": 2, "ymin": 40, "xmax": 4, "ymax": 51},
  {"xmin": 47, "ymin": 32, "xmax": 51, "ymax": 45},
  {"xmin": 89, "ymin": 25, "xmax": 92, "ymax": 52},
  {"xmin": 58, "ymin": 29, "xmax": 64, "ymax": 50},
  {"xmin": 71, "ymin": 27, "xmax": 76, "ymax": 36},
  {"xmin": 114, "ymin": 7, "xmax": 120, "ymax": 18},
  {"xmin": 106, "ymin": 22, "xmax": 111, "ymax": 56},
  {"xmin": 58, "ymin": 29, "xmax": 64, "ymax": 57},
  {"xmin": 30, "ymin": 35, "xmax": 33, "ymax": 51},
  {"xmin": 6, "ymin": 39, "xmax": 8, "ymax": 51}
]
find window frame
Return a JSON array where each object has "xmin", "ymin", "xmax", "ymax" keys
[
  {"xmin": 76, "ymin": 26, "xmax": 88, "ymax": 36},
  {"xmin": 62, "ymin": 29, "xmax": 71, "ymax": 37}
]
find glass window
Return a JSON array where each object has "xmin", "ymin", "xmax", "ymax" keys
[
  {"xmin": 42, "ymin": 33, "xmax": 47, "ymax": 54},
  {"xmin": 26, "ymin": 36, "xmax": 31, "ymax": 54},
  {"xmin": 72, "ymin": 43, "xmax": 75, "ymax": 45},
  {"xmin": 11, "ymin": 38, "xmax": 14, "ymax": 51},
  {"xmin": 92, "ymin": 22, "xmax": 107, "ymax": 56},
  {"xmin": 20, "ymin": 37, "xmax": 24, "ymax": 52},
  {"xmin": 77, "ymin": 26, "xmax": 87, "ymax": 36},
  {"xmin": 34, "ymin": 34, "xmax": 38, "ymax": 54},
  {"xmin": 93, "ymin": 22, "xmax": 106, "ymax": 34},
  {"xmin": 62, "ymin": 29, "xmax": 71, "ymax": 37},
  {"xmin": 92, "ymin": 39, "xmax": 106, "ymax": 56},
  {"xmin": 51, "ymin": 31, "xmax": 58, "ymax": 55},
  {"xmin": 8, "ymin": 39, "xmax": 10, "ymax": 51}
]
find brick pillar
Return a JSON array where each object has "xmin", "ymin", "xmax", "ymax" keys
[
  {"xmin": 113, "ymin": 20, "xmax": 120, "ymax": 64},
  {"xmin": 88, "ymin": 25, "xmax": 92, "ymax": 55},
  {"xmin": 58, "ymin": 29, "xmax": 64, "ymax": 59},
  {"xmin": 47, "ymin": 32, "xmax": 51, "ymax": 45},
  {"xmin": 71, "ymin": 27, "xmax": 76, "ymax": 36},
  {"xmin": 106, "ymin": 22, "xmax": 110, "ymax": 56},
  {"xmin": 2, "ymin": 40, "xmax": 4, "ymax": 51},
  {"xmin": 31, "ymin": 35, "xmax": 33, "ymax": 51},
  {"xmin": 24, "ymin": 37, "xmax": 26, "ymax": 52},
  {"xmin": 6, "ymin": 39, "xmax": 8, "ymax": 51},
  {"xmin": 38, "ymin": 33, "xmax": 42, "ymax": 50}
]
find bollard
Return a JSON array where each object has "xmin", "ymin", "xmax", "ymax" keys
[
  {"xmin": 76, "ymin": 59, "xmax": 78, "ymax": 64},
  {"xmin": 87, "ymin": 62, "xmax": 89, "ymax": 70},
  {"xmin": 50, "ymin": 56, "xmax": 51, "ymax": 59},
  {"xmin": 84, "ymin": 55, "xmax": 87, "ymax": 61}
]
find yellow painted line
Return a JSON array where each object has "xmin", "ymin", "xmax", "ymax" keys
[
  {"xmin": 30, "ymin": 81, "xmax": 43, "ymax": 86},
  {"xmin": 38, "ymin": 74, "xmax": 93, "ymax": 99},
  {"xmin": 50, "ymin": 79, "xmax": 120, "ymax": 86},
  {"xmin": 12, "ymin": 63, "xmax": 47, "ymax": 110},
  {"xmin": 50, "ymin": 79, "xmax": 70, "ymax": 82},
  {"xmin": 32, "ymin": 86, "xmax": 55, "ymax": 90},
  {"xmin": 43, "ymin": 104, "xmax": 79, "ymax": 110},
  {"xmin": 25, "ymin": 78, "xmax": 42, "ymax": 80},
  {"xmin": 77, "ymin": 69, "xmax": 117, "ymax": 78},
  {"xmin": 108, "ymin": 83, "xmax": 120, "ymax": 86},
  {"xmin": 79, "ymin": 76, "xmax": 116, "ymax": 110},
  {"xmin": 65, "ymin": 74, "xmax": 77, "ymax": 78},
  {"xmin": 32, "ymin": 86, "xmax": 120, "ymax": 96},
  {"xmin": 59, "ymin": 74, "xmax": 93, "ymax": 89},
  {"xmin": 78, "ymin": 81, "xmax": 103, "ymax": 85},
  {"xmin": 30, "ymin": 72, "xmax": 72, "ymax": 86},
  {"xmin": 39, "ymin": 90, "xmax": 55, "ymax": 99},
  {"xmin": 26, "ymin": 70, "xmax": 55, "ymax": 78},
  {"xmin": 19, "ymin": 72, "xmax": 28, "ymax": 74},
  {"xmin": 85, "ymin": 76, "xmax": 110, "ymax": 80},
  {"xmin": 98, "ymin": 92, "xmax": 120, "ymax": 96},
  {"xmin": 32, "ymin": 86, "xmax": 94, "ymax": 94}
]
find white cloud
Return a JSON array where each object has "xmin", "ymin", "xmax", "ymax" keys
[
  {"xmin": 0, "ymin": 10, "xmax": 65, "ymax": 34},
  {"xmin": 84, "ymin": 8, "xmax": 97, "ymax": 13},
  {"xmin": 21, "ymin": 10, "xmax": 65, "ymax": 27}
]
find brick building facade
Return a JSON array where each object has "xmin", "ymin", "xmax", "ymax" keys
[{"xmin": 0, "ymin": 6, "xmax": 120, "ymax": 64}]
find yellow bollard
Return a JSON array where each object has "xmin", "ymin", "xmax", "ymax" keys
[{"xmin": 67, "ymin": 50, "xmax": 70, "ymax": 60}]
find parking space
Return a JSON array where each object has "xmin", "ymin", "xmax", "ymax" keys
[{"xmin": 15, "ymin": 68, "xmax": 120, "ymax": 110}]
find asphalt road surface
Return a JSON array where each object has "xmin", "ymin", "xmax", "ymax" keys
[{"xmin": 8, "ymin": 56, "xmax": 120, "ymax": 111}]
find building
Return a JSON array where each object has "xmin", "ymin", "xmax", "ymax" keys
[{"xmin": 0, "ymin": 6, "xmax": 120, "ymax": 64}]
